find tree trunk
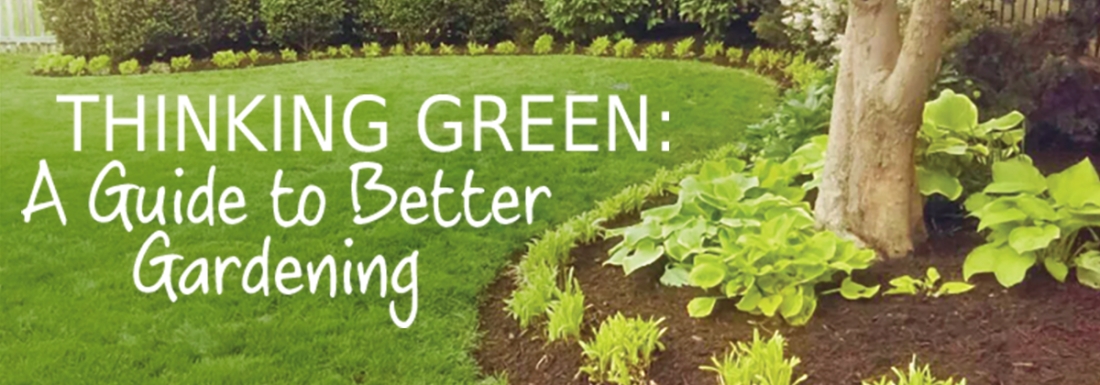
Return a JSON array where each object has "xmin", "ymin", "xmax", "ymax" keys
[{"xmin": 815, "ymin": 0, "xmax": 950, "ymax": 258}]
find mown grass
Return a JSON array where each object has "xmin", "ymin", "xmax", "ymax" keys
[{"xmin": 0, "ymin": 54, "xmax": 775, "ymax": 384}]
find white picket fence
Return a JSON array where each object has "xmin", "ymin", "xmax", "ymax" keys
[{"xmin": 0, "ymin": 0, "xmax": 57, "ymax": 52}]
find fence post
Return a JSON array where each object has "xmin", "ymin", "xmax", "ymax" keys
[{"xmin": 3, "ymin": 0, "xmax": 15, "ymax": 39}]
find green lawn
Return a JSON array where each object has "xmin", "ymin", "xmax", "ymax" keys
[{"xmin": 0, "ymin": 54, "xmax": 775, "ymax": 384}]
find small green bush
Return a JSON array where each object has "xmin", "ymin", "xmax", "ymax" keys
[
  {"xmin": 325, "ymin": 46, "xmax": 340, "ymax": 58},
  {"xmin": 673, "ymin": 37, "xmax": 695, "ymax": 59},
  {"xmin": 412, "ymin": 42, "xmax": 432, "ymax": 55},
  {"xmin": 504, "ymin": 261, "xmax": 557, "ymax": 329},
  {"xmin": 170, "ymin": 55, "xmax": 192, "ymax": 72},
  {"xmin": 212, "ymin": 50, "xmax": 242, "ymax": 69},
  {"xmin": 88, "ymin": 55, "xmax": 112, "ymax": 76},
  {"xmin": 533, "ymin": 34, "xmax": 554, "ymax": 55},
  {"xmin": 702, "ymin": 41, "xmax": 724, "ymax": 60},
  {"xmin": 247, "ymin": 48, "xmax": 261, "ymax": 65},
  {"xmin": 118, "ymin": 59, "xmax": 141, "ymax": 75},
  {"xmin": 280, "ymin": 48, "xmax": 298, "ymax": 62},
  {"xmin": 725, "ymin": 47, "xmax": 744, "ymax": 64},
  {"xmin": 701, "ymin": 330, "xmax": 808, "ymax": 385},
  {"xmin": 66, "ymin": 56, "xmax": 87, "ymax": 76},
  {"xmin": 390, "ymin": 44, "xmax": 406, "ymax": 56},
  {"xmin": 613, "ymin": 38, "xmax": 636, "ymax": 58},
  {"xmin": 863, "ymin": 357, "xmax": 967, "ymax": 385},
  {"xmin": 261, "ymin": 0, "xmax": 345, "ymax": 51},
  {"xmin": 50, "ymin": 54, "xmax": 73, "ymax": 74},
  {"xmin": 579, "ymin": 313, "xmax": 666, "ymax": 385},
  {"xmin": 586, "ymin": 36, "xmax": 611, "ymax": 56},
  {"xmin": 467, "ymin": 42, "xmax": 489, "ymax": 56},
  {"xmin": 494, "ymin": 40, "xmax": 518, "ymax": 55},
  {"xmin": 363, "ymin": 42, "xmax": 383, "ymax": 57},
  {"xmin": 34, "ymin": 53, "xmax": 58, "ymax": 74},
  {"xmin": 147, "ymin": 61, "xmax": 170, "ymax": 74},
  {"xmin": 641, "ymin": 43, "xmax": 664, "ymax": 59},
  {"xmin": 438, "ymin": 43, "xmax": 455, "ymax": 56},
  {"xmin": 338, "ymin": 44, "xmax": 354, "ymax": 58},
  {"xmin": 563, "ymin": 41, "xmax": 577, "ymax": 55}
]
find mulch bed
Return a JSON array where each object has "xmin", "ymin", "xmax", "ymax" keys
[{"xmin": 475, "ymin": 207, "xmax": 1100, "ymax": 385}]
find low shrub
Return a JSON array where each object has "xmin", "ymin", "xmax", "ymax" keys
[
  {"xmin": 701, "ymin": 330, "xmax": 808, "ymax": 385},
  {"xmin": 467, "ymin": 42, "xmax": 489, "ymax": 56},
  {"xmin": 261, "ymin": 0, "xmax": 345, "ymax": 51},
  {"xmin": 563, "ymin": 41, "xmax": 577, "ymax": 55},
  {"xmin": 247, "ymin": 48, "xmax": 262, "ymax": 65},
  {"xmin": 118, "ymin": 59, "xmax": 141, "ymax": 75},
  {"xmin": 641, "ymin": 43, "xmax": 665, "ymax": 59},
  {"xmin": 66, "ymin": 56, "xmax": 87, "ymax": 76},
  {"xmin": 613, "ymin": 38, "xmax": 636, "ymax": 58},
  {"xmin": 170, "ymin": 55, "xmax": 193, "ymax": 72},
  {"xmin": 309, "ymin": 49, "xmax": 329, "ymax": 60},
  {"xmin": 88, "ymin": 55, "xmax": 112, "ymax": 76},
  {"xmin": 439, "ymin": 43, "xmax": 456, "ymax": 55},
  {"xmin": 701, "ymin": 41, "xmax": 724, "ymax": 60},
  {"xmin": 338, "ymin": 44, "xmax": 354, "ymax": 58},
  {"xmin": 587, "ymin": 36, "xmax": 611, "ymax": 56},
  {"xmin": 533, "ymin": 33, "xmax": 554, "ymax": 55},
  {"xmin": 863, "ymin": 357, "xmax": 968, "ymax": 385},
  {"xmin": 745, "ymin": 79, "xmax": 833, "ymax": 160},
  {"xmin": 280, "ymin": 48, "xmax": 299, "ymax": 62},
  {"xmin": 212, "ymin": 50, "xmax": 243, "ymax": 69},
  {"xmin": 325, "ymin": 46, "xmax": 340, "ymax": 58},
  {"xmin": 391, "ymin": 44, "xmax": 407, "ymax": 56},
  {"xmin": 363, "ymin": 42, "xmax": 383, "ymax": 57},
  {"xmin": 146, "ymin": 61, "xmax": 169, "ymax": 74},
  {"xmin": 413, "ymin": 42, "xmax": 433, "ymax": 55},
  {"xmin": 494, "ymin": 40, "xmax": 518, "ymax": 55},
  {"xmin": 679, "ymin": 0, "xmax": 749, "ymax": 40},
  {"xmin": 579, "ymin": 313, "xmax": 666, "ymax": 385},
  {"xmin": 543, "ymin": 0, "xmax": 659, "ymax": 39},
  {"xmin": 673, "ymin": 37, "xmax": 695, "ymax": 59},
  {"xmin": 725, "ymin": 47, "xmax": 744, "ymax": 65}
]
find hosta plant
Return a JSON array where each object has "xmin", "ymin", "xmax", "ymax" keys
[
  {"xmin": 563, "ymin": 41, "xmax": 577, "ymax": 55},
  {"xmin": 673, "ymin": 37, "xmax": 695, "ymax": 59},
  {"xmin": 587, "ymin": 36, "xmax": 611, "ymax": 56},
  {"xmin": 212, "ymin": 50, "xmax": 242, "ymax": 69},
  {"xmin": 117, "ymin": 59, "xmax": 141, "ymax": 75},
  {"xmin": 87, "ymin": 55, "xmax": 111, "ymax": 76},
  {"xmin": 280, "ymin": 48, "xmax": 298, "ymax": 62},
  {"xmin": 613, "ymin": 38, "xmax": 636, "ymax": 58},
  {"xmin": 247, "ymin": 48, "xmax": 262, "ymax": 64},
  {"xmin": 412, "ymin": 42, "xmax": 432, "ymax": 55},
  {"xmin": 579, "ymin": 313, "xmax": 666, "ymax": 385},
  {"xmin": 325, "ymin": 46, "xmax": 340, "ymax": 58},
  {"xmin": 863, "ymin": 357, "xmax": 967, "ymax": 385},
  {"xmin": 745, "ymin": 81, "xmax": 833, "ymax": 160},
  {"xmin": 66, "ymin": 56, "xmax": 87, "ymax": 76},
  {"xmin": 466, "ymin": 42, "xmax": 489, "ymax": 56},
  {"xmin": 916, "ymin": 89, "xmax": 1025, "ymax": 201},
  {"xmin": 438, "ymin": 43, "xmax": 455, "ymax": 56},
  {"xmin": 725, "ymin": 47, "xmax": 744, "ymax": 65},
  {"xmin": 494, "ymin": 40, "xmax": 518, "ymax": 55},
  {"xmin": 390, "ymin": 44, "xmax": 406, "ymax": 56},
  {"xmin": 533, "ymin": 34, "xmax": 554, "ymax": 55},
  {"xmin": 641, "ymin": 43, "xmax": 665, "ymax": 59},
  {"xmin": 337, "ymin": 44, "xmax": 354, "ymax": 58},
  {"xmin": 702, "ymin": 41, "xmax": 724, "ymax": 60},
  {"xmin": 884, "ymin": 267, "xmax": 975, "ymax": 297},
  {"xmin": 364, "ymin": 42, "xmax": 383, "ymax": 57},
  {"xmin": 607, "ymin": 158, "xmax": 878, "ymax": 325},
  {"xmin": 147, "ymin": 62, "xmax": 170, "ymax": 74},
  {"xmin": 963, "ymin": 158, "xmax": 1100, "ymax": 287},
  {"xmin": 170, "ymin": 55, "xmax": 192, "ymax": 72},
  {"xmin": 701, "ymin": 330, "xmax": 808, "ymax": 385}
]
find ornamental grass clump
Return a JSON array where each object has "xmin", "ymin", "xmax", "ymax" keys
[
  {"xmin": 579, "ymin": 313, "xmax": 666, "ymax": 385},
  {"xmin": 701, "ymin": 330, "xmax": 808, "ymax": 385}
]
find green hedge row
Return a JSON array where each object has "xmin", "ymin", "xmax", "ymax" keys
[{"xmin": 40, "ymin": 0, "xmax": 765, "ymax": 60}]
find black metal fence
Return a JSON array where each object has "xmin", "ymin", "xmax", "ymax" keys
[{"xmin": 981, "ymin": 0, "xmax": 1100, "ymax": 57}]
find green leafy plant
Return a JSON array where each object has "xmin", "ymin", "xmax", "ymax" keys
[
  {"xmin": 863, "ymin": 357, "xmax": 967, "ymax": 385},
  {"xmin": 679, "ymin": 0, "xmax": 749, "ymax": 40},
  {"xmin": 34, "ymin": 52, "xmax": 58, "ymax": 74},
  {"xmin": 212, "ymin": 50, "xmax": 242, "ymax": 69},
  {"xmin": 701, "ymin": 330, "xmax": 808, "ymax": 385},
  {"xmin": 325, "ymin": 46, "xmax": 340, "ymax": 58},
  {"xmin": 280, "ymin": 48, "xmax": 298, "ymax": 62},
  {"xmin": 413, "ymin": 42, "xmax": 433, "ymax": 55},
  {"xmin": 391, "ymin": 44, "xmax": 406, "ymax": 56},
  {"xmin": 467, "ymin": 42, "xmax": 489, "ymax": 56},
  {"xmin": 363, "ymin": 42, "xmax": 383, "ymax": 57},
  {"xmin": 542, "ymin": 0, "xmax": 660, "ymax": 40},
  {"xmin": 533, "ymin": 34, "xmax": 555, "ymax": 55},
  {"xmin": 438, "ymin": 43, "xmax": 455, "ymax": 56},
  {"xmin": 117, "ymin": 58, "xmax": 141, "ymax": 75},
  {"xmin": 247, "ymin": 48, "xmax": 262, "ymax": 65},
  {"xmin": 884, "ymin": 267, "xmax": 976, "ymax": 297},
  {"xmin": 260, "ymin": 0, "xmax": 345, "ymax": 52},
  {"xmin": 782, "ymin": 53, "xmax": 826, "ymax": 89},
  {"xmin": 309, "ymin": 49, "xmax": 328, "ymax": 60},
  {"xmin": 579, "ymin": 313, "xmax": 666, "ymax": 385},
  {"xmin": 563, "ymin": 41, "xmax": 577, "ymax": 54},
  {"xmin": 607, "ymin": 157, "xmax": 878, "ymax": 325},
  {"xmin": 746, "ymin": 80, "xmax": 834, "ymax": 160},
  {"xmin": 546, "ymin": 269, "xmax": 585, "ymax": 342},
  {"xmin": 725, "ymin": 47, "xmax": 744, "ymax": 65},
  {"xmin": 701, "ymin": 41, "xmax": 724, "ymax": 60},
  {"xmin": 641, "ymin": 43, "xmax": 665, "ymax": 59},
  {"xmin": 963, "ymin": 158, "xmax": 1100, "ymax": 287},
  {"xmin": 673, "ymin": 37, "xmax": 695, "ymax": 59},
  {"xmin": 49, "ymin": 54, "xmax": 73, "ymax": 74},
  {"xmin": 916, "ymin": 89, "xmax": 1025, "ymax": 201},
  {"xmin": 587, "ymin": 36, "xmax": 611, "ymax": 56},
  {"xmin": 170, "ymin": 55, "xmax": 192, "ymax": 72},
  {"xmin": 613, "ymin": 38, "xmax": 636, "ymax": 58},
  {"xmin": 504, "ymin": 260, "xmax": 558, "ymax": 329},
  {"xmin": 147, "ymin": 61, "xmax": 170, "ymax": 74},
  {"xmin": 88, "ymin": 55, "xmax": 112, "ymax": 76},
  {"xmin": 338, "ymin": 44, "xmax": 354, "ymax": 58},
  {"xmin": 494, "ymin": 40, "xmax": 518, "ymax": 55},
  {"xmin": 66, "ymin": 56, "xmax": 87, "ymax": 76}
]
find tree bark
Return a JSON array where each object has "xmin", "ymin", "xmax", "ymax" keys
[{"xmin": 815, "ymin": 0, "xmax": 950, "ymax": 258}]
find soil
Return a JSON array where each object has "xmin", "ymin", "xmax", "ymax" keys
[{"xmin": 475, "ymin": 201, "xmax": 1100, "ymax": 385}]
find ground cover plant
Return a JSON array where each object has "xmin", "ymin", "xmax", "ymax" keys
[
  {"xmin": 0, "ymin": 54, "xmax": 776, "ymax": 384},
  {"xmin": 701, "ymin": 330, "xmax": 807, "ymax": 385}
]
